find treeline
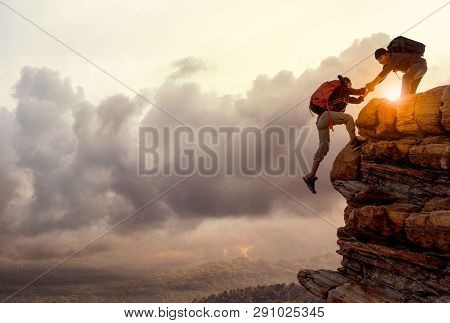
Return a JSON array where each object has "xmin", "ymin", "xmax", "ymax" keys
[{"xmin": 193, "ymin": 282, "xmax": 322, "ymax": 303}]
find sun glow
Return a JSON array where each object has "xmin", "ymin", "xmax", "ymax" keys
[{"xmin": 386, "ymin": 88, "xmax": 401, "ymax": 101}]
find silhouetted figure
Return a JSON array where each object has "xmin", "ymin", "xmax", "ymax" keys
[{"xmin": 366, "ymin": 37, "xmax": 427, "ymax": 97}]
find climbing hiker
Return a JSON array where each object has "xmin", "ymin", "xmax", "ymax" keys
[
  {"xmin": 366, "ymin": 36, "xmax": 427, "ymax": 97},
  {"xmin": 303, "ymin": 75, "xmax": 368, "ymax": 194}
]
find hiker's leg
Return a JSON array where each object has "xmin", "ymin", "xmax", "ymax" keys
[
  {"xmin": 309, "ymin": 160, "xmax": 320, "ymax": 178},
  {"xmin": 311, "ymin": 129, "xmax": 329, "ymax": 177},
  {"xmin": 410, "ymin": 76, "xmax": 423, "ymax": 94},
  {"xmin": 402, "ymin": 61, "xmax": 428, "ymax": 96},
  {"xmin": 310, "ymin": 114, "xmax": 330, "ymax": 177},
  {"xmin": 401, "ymin": 74, "xmax": 412, "ymax": 97},
  {"xmin": 329, "ymin": 111, "xmax": 357, "ymax": 141},
  {"xmin": 413, "ymin": 61, "xmax": 427, "ymax": 93}
]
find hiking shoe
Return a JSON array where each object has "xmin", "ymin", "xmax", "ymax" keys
[
  {"xmin": 351, "ymin": 138, "xmax": 368, "ymax": 151},
  {"xmin": 303, "ymin": 175, "xmax": 318, "ymax": 194}
]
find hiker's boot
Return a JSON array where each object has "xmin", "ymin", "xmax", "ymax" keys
[
  {"xmin": 351, "ymin": 138, "xmax": 368, "ymax": 152},
  {"xmin": 302, "ymin": 175, "xmax": 318, "ymax": 194}
]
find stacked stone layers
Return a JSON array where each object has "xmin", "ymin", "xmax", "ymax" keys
[{"xmin": 298, "ymin": 86, "xmax": 450, "ymax": 302}]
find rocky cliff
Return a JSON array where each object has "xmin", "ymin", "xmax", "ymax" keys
[{"xmin": 298, "ymin": 85, "xmax": 450, "ymax": 302}]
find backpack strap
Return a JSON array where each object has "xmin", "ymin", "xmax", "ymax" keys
[
  {"xmin": 326, "ymin": 102, "xmax": 335, "ymax": 132},
  {"xmin": 326, "ymin": 95, "xmax": 348, "ymax": 131}
]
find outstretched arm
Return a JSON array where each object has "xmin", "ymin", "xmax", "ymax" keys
[
  {"xmin": 347, "ymin": 95, "xmax": 364, "ymax": 104},
  {"xmin": 366, "ymin": 54, "xmax": 401, "ymax": 90},
  {"xmin": 344, "ymin": 87, "xmax": 367, "ymax": 96},
  {"xmin": 366, "ymin": 75, "xmax": 386, "ymax": 91}
]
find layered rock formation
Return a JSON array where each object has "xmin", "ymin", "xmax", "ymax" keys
[{"xmin": 298, "ymin": 86, "xmax": 450, "ymax": 302}]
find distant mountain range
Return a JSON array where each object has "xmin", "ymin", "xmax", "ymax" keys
[
  {"xmin": 193, "ymin": 282, "xmax": 323, "ymax": 303},
  {"xmin": 0, "ymin": 252, "xmax": 340, "ymax": 302}
]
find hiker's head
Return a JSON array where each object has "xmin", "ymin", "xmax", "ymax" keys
[
  {"xmin": 375, "ymin": 48, "xmax": 389, "ymax": 65},
  {"xmin": 338, "ymin": 75, "xmax": 352, "ymax": 88}
]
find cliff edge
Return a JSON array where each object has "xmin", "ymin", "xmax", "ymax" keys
[{"xmin": 298, "ymin": 85, "xmax": 450, "ymax": 302}]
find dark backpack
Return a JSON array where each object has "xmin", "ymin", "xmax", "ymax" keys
[
  {"xmin": 387, "ymin": 36, "xmax": 425, "ymax": 56},
  {"xmin": 309, "ymin": 102, "xmax": 325, "ymax": 115}
]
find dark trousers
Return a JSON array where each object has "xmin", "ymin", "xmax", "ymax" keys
[{"xmin": 401, "ymin": 60, "xmax": 428, "ymax": 96}]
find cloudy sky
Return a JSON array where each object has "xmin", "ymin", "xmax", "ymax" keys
[{"xmin": 0, "ymin": 0, "xmax": 449, "ymax": 272}]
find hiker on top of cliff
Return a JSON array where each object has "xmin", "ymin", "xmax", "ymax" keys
[
  {"xmin": 303, "ymin": 75, "xmax": 368, "ymax": 194},
  {"xmin": 366, "ymin": 36, "xmax": 427, "ymax": 97}
]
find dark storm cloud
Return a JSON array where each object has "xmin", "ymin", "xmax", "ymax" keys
[
  {"xmin": 0, "ymin": 33, "xmax": 389, "ymax": 260},
  {"xmin": 141, "ymin": 33, "xmax": 390, "ymax": 219}
]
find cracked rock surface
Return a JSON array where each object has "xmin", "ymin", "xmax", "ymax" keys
[{"xmin": 298, "ymin": 86, "xmax": 450, "ymax": 302}]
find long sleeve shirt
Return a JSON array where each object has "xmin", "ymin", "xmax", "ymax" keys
[
  {"xmin": 328, "ymin": 86, "xmax": 366, "ymax": 111},
  {"xmin": 377, "ymin": 52, "xmax": 426, "ymax": 79},
  {"xmin": 311, "ymin": 85, "xmax": 365, "ymax": 120}
]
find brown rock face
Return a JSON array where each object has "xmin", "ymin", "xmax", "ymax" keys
[
  {"xmin": 330, "ymin": 144, "xmax": 361, "ymax": 182},
  {"xmin": 298, "ymin": 86, "xmax": 450, "ymax": 302}
]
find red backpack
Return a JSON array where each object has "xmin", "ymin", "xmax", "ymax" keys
[
  {"xmin": 310, "ymin": 80, "xmax": 342, "ymax": 131},
  {"xmin": 311, "ymin": 80, "xmax": 341, "ymax": 110}
]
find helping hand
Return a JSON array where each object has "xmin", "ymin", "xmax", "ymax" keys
[{"xmin": 365, "ymin": 83, "xmax": 375, "ymax": 92}]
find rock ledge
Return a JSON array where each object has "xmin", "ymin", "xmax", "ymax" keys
[{"xmin": 298, "ymin": 86, "xmax": 450, "ymax": 302}]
